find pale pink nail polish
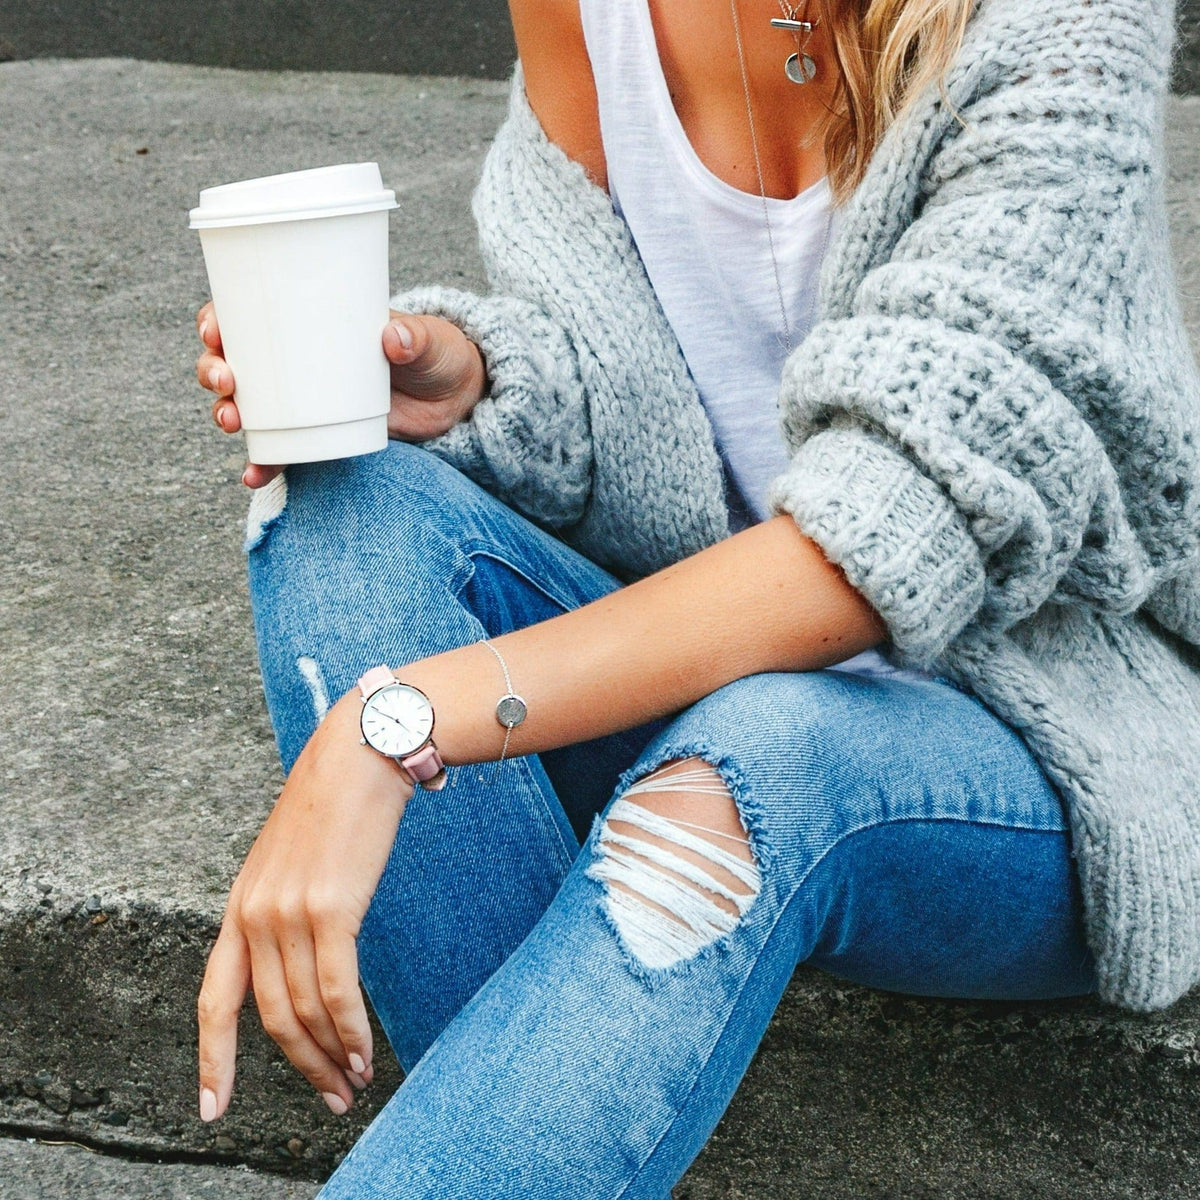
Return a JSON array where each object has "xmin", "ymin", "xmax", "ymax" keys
[
  {"xmin": 346, "ymin": 1070, "xmax": 367, "ymax": 1091},
  {"xmin": 391, "ymin": 321, "xmax": 414, "ymax": 350},
  {"xmin": 199, "ymin": 318, "xmax": 210, "ymax": 343},
  {"xmin": 348, "ymin": 1053, "xmax": 367, "ymax": 1075},
  {"xmin": 323, "ymin": 1091, "xmax": 350, "ymax": 1115},
  {"xmin": 199, "ymin": 1087, "xmax": 218, "ymax": 1122},
  {"xmin": 208, "ymin": 366, "xmax": 222, "ymax": 391}
]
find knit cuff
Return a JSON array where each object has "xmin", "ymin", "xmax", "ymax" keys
[
  {"xmin": 768, "ymin": 426, "xmax": 986, "ymax": 669},
  {"xmin": 391, "ymin": 284, "xmax": 590, "ymax": 528}
]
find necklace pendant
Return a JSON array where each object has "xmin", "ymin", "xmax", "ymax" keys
[{"xmin": 785, "ymin": 52, "xmax": 817, "ymax": 84}]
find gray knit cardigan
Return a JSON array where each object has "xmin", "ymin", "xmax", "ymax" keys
[{"xmin": 394, "ymin": 0, "xmax": 1200, "ymax": 1012}]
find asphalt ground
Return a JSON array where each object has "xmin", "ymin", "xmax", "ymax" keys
[{"xmin": 0, "ymin": 0, "xmax": 1195, "ymax": 93}]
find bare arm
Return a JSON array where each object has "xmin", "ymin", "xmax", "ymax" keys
[
  {"xmin": 399, "ymin": 514, "xmax": 885, "ymax": 765},
  {"xmin": 509, "ymin": 0, "xmax": 608, "ymax": 191}
]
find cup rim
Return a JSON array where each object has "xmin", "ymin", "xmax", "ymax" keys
[
  {"xmin": 189, "ymin": 163, "xmax": 397, "ymax": 229},
  {"xmin": 189, "ymin": 192, "xmax": 397, "ymax": 230}
]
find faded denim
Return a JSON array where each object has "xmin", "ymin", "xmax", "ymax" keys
[{"xmin": 245, "ymin": 440, "xmax": 1096, "ymax": 1199}]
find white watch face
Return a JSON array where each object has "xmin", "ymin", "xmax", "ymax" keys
[{"xmin": 360, "ymin": 683, "xmax": 434, "ymax": 758}]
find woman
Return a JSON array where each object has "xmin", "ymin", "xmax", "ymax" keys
[{"xmin": 194, "ymin": 0, "xmax": 1200, "ymax": 1194}]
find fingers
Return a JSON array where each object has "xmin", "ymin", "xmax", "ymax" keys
[
  {"xmin": 245, "ymin": 931, "xmax": 356, "ymax": 1115},
  {"xmin": 197, "ymin": 352, "xmax": 234, "ymax": 399},
  {"xmin": 313, "ymin": 920, "xmax": 374, "ymax": 1079},
  {"xmin": 386, "ymin": 391, "xmax": 468, "ymax": 443},
  {"xmin": 242, "ymin": 463, "xmax": 284, "ymax": 490},
  {"xmin": 196, "ymin": 303, "xmax": 239, "ymax": 436},
  {"xmin": 197, "ymin": 301, "xmax": 222, "ymax": 352},
  {"xmin": 276, "ymin": 922, "xmax": 371, "ymax": 1089},
  {"xmin": 210, "ymin": 395, "xmax": 241, "ymax": 434},
  {"xmin": 197, "ymin": 926, "xmax": 251, "ymax": 1122}
]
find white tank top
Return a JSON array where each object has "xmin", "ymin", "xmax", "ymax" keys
[
  {"xmin": 580, "ymin": 0, "xmax": 836, "ymax": 525},
  {"xmin": 580, "ymin": 0, "xmax": 932, "ymax": 683}
]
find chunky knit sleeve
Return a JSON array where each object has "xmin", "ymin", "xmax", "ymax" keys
[
  {"xmin": 390, "ymin": 282, "xmax": 590, "ymax": 528},
  {"xmin": 769, "ymin": 0, "xmax": 1200, "ymax": 670}
]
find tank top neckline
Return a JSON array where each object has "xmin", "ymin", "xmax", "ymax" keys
[{"xmin": 627, "ymin": 0, "xmax": 830, "ymax": 214}]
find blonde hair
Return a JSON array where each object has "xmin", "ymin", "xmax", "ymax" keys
[{"xmin": 815, "ymin": 0, "xmax": 977, "ymax": 204}]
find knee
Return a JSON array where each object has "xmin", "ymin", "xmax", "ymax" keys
[
  {"xmin": 588, "ymin": 757, "xmax": 762, "ymax": 970},
  {"xmin": 244, "ymin": 442, "xmax": 485, "ymax": 571}
]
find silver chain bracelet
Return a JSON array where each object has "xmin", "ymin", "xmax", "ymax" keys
[{"xmin": 480, "ymin": 638, "xmax": 527, "ymax": 782}]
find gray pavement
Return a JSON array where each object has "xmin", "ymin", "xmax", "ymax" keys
[{"xmin": 2, "ymin": 55, "xmax": 1200, "ymax": 1198}]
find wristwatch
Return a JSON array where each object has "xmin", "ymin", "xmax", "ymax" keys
[{"xmin": 356, "ymin": 666, "xmax": 448, "ymax": 791}]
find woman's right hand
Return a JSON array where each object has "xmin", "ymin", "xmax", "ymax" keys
[{"xmin": 196, "ymin": 303, "xmax": 488, "ymax": 489}]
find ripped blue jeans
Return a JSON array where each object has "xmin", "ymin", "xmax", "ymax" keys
[{"xmin": 245, "ymin": 441, "xmax": 1096, "ymax": 1200}]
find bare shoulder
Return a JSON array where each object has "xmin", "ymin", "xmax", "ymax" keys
[{"xmin": 508, "ymin": 0, "xmax": 607, "ymax": 190}]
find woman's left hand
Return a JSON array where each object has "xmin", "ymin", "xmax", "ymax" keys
[{"xmin": 197, "ymin": 691, "xmax": 413, "ymax": 1121}]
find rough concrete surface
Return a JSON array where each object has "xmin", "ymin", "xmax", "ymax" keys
[
  {"xmin": 0, "ymin": 1136, "xmax": 319, "ymax": 1200},
  {"xmin": 1, "ymin": 56, "xmax": 1200, "ymax": 1198}
]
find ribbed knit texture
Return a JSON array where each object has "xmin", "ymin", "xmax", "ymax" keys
[{"xmin": 395, "ymin": 0, "xmax": 1200, "ymax": 1010}]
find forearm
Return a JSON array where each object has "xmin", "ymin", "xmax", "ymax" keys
[{"xmin": 394, "ymin": 515, "xmax": 886, "ymax": 765}]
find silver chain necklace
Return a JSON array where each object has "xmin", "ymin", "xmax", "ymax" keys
[
  {"xmin": 770, "ymin": 0, "xmax": 819, "ymax": 84},
  {"xmin": 730, "ymin": 0, "xmax": 833, "ymax": 359}
]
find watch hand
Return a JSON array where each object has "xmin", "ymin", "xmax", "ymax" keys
[{"xmin": 382, "ymin": 711, "xmax": 414, "ymax": 735}]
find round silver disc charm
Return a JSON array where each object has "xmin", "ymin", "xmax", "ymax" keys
[
  {"xmin": 495, "ymin": 694, "xmax": 528, "ymax": 729},
  {"xmin": 785, "ymin": 52, "xmax": 817, "ymax": 84}
]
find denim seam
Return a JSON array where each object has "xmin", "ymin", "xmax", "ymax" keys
[
  {"xmin": 458, "ymin": 538, "xmax": 587, "ymax": 616},
  {"xmin": 513, "ymin": 753, "xmax": 575, "ymax": 871}
]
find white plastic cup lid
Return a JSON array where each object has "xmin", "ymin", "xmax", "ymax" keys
[{"xmin": 189, "ymin": 162, "xmax": 397, "ymax": 229}]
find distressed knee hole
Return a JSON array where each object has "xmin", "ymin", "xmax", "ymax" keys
[
  {"xmin": 590, "ymin": 758, "xmax": 760, "ymax": 969},
  {"xmin": 244, "ymin": 472, "xmax": 288, "ymax": 551}
]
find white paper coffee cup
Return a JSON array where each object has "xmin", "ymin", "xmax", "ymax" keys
[{"xmin": 189, "ymin": 163, "xmax": 398, "ymax": 465}]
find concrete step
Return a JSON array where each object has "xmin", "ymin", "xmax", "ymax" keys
[
  {"xmin": 2, "ymin": 57, "xmax": 1200, "ymax": 1198},
  {"xmin": 0, "ymin": 1137, "xmax": 319, "ymax": 1200}
]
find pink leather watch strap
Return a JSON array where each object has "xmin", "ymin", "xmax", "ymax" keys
[
  {"xmin": 400, "ymin": 743, "xmax": 447, "ymax": 789},
  {"xmin": 357, "ymin": 665, "xmax": 395, "ymax": 699}
]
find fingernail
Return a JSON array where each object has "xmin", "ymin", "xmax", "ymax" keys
[
  {"xmin": 199, "ymin": 318, "xmax": 210, "ymax": 343},
  {"xmin": 241, "ymin": 468, "xmax": 252, "ymax": 487},
  {"xmin": 216, "ymin": 404, "xmax": 232, "ymax": 432},
  {"xmin": 391, "ymin": 321, "xmax": 413, "ymax": 350},
  {"xmin": 348, "ymin": 1053, "xmax": 367, "ymax": 1075},
  {"xmin": 199, "ymin": 1087, "xmax": 218, "ymax": 1122},
  {"xmin": 208, "ymin": 366, "xmax": 223, "ymax": 391},
  {"xmin": 323, "ymin": 1091, "xmax": 350, "ymax": 1115},
  {"xmin": 346, "ymin": 1070, "xmax": 367, "ymax": 1091}
]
